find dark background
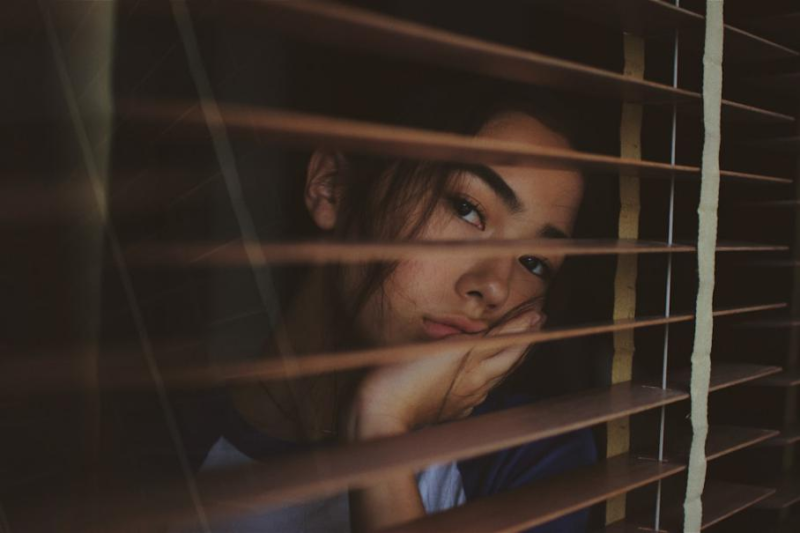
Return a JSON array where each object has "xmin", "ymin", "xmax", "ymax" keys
[{"xmin": 2, "ymin": 0, "xmax": 798, "ymax": 531}]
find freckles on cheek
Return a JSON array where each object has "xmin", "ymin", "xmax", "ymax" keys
[
  {"xmin": 388, "ymin": 257, "xmax": 456, "ymax": 316},
  {"xmin": 385, "ymin": 260, "xmax": 426, "ymax": 309}
]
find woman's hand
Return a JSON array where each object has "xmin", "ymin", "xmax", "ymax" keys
[
  {"xmin": 343, "ymin": 308, "xmax": 544, "ymax": 532},
  {"xmin": 342, "ymin": 309, "xmax": 545, "ymax": 441}
]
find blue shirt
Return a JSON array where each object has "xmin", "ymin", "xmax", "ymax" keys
[{"xmin": 187, "ymin": 391, "xmax": 597, "ymax": 532}]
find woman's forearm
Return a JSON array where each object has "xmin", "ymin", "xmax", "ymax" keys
[
  {"xmin": 343, "ymin": 411, "xmax": 425, "ymax": 532},
  {"xmin": 349, "ymin": 471, "xmax": 424, "ymax": 533}
]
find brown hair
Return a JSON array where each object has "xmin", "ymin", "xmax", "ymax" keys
[{"xmin": 314, "ymin": 83, "xmax": 591, "ymax": 346}]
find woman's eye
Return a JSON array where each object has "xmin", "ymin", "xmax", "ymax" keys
[
  {"xmin": 519, "ymin": 255, "xmax": 551, "ymax": 279},
  {"xmin": 450, "ymin": 197, "xmax": 485, "ymax": 230}
]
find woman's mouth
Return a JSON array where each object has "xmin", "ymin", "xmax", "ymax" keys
[{"xmin": 422, "ymin": 316, "xmax": 487, "ymax": 339}]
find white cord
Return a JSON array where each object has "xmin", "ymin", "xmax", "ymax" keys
[{"xmin": 684, "ymin": 1, "xmax": 725, "ymax": 531}]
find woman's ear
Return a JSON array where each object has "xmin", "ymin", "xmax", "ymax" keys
[{"xmin": 305, "ymin": 150, "xmax": 346, "ymax": 231}]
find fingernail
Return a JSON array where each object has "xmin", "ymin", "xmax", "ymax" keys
[{"xmin": 530, "ymin": 313, "xmax": 546, "ymax": 328}]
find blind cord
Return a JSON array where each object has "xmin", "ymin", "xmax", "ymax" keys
[{"xmin": 654, "ymin": 2, "xmax": 680, "ymax": 528}]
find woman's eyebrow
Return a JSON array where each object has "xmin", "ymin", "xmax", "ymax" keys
[
  {"xmin": 539, "ymin": 224, "xmax": 570, "ymax": 239},
  {"xmin": 461, "ymin": 164, "xmax": 523, "ymax": 213}
]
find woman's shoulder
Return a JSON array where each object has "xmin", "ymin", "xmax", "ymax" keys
[
  {"xmin": 185, "ymin": 386, "xmax": 314, "ymax": 475},
  {"xmin": 458, "ymin": 392, "xmax": 598, "ymax": 499},
  {"xmin": 456, "ymin": 392, "xmax": 597, "ymax": 532}
]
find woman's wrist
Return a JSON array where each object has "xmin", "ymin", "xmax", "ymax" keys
[
  {"xmin": 349, "ymin": 414, "xmax": 409, "ymax": 441},
  {"xmin": 341, "ymin": 394, "xmax": 412, "ymax": 442}
]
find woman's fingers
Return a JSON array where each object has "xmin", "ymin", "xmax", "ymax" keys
[
  {"xmin": 469, "ymin": 310, "xmax": 544, "ymax": 359},
  {"xmin": 479, "ymin": 310, "xmax": 546, "ymax": 378},
  {"xmin": 480, "ymin": 343, "xmax": 528, "ymax": 378},
  {"xmin": 435, "ymin": 310, "xmax": 545, "ymax": 421},
  {"xmin": 491, "ymin": 309, "xmax": 545, "ymax": 336}
]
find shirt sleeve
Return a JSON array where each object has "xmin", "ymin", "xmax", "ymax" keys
[{"xmin": 458, "ymin": 428, "xmax": 598, "ymax": 533}]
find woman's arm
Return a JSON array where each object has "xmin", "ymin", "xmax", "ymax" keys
[
  {"xmin": 343, "ymin": 309, "xmax": 544, "ymax": 532},
  {"xmin": 343, "ymin": 415, "xmax": 423, "ymax": 532}
]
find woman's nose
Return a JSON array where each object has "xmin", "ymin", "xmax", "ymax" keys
[{"xmin": 455, "ymin": 258, "xmax": 513, "ymax": 310}]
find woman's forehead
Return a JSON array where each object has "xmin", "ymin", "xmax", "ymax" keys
[
  {"xmin": 477, "ymin": 110, "xmax": 572, "ymax": 150},
  {"xmin": 472, "ymin": 110, "xmax": 584, "ymax": 206}
]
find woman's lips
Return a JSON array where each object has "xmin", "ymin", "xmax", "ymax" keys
[{"xmin": 422, "ymin": 316, "xmax": 487, "ymax": 339}]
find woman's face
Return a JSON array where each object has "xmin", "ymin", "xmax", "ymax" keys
[{"xmin": 308, "ymin": 110, "xmax": 584, "ymax": 346}]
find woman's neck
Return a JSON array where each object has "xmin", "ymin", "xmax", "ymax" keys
[{"xmin": 231, "ymin": 266, "xmax": 356, "ymax": 443}]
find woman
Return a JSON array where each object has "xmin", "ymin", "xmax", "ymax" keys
[{"xmin": 193, "ymin": 86, "xmax": 598, "ymax": 532}]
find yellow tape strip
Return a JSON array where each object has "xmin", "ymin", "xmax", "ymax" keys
[{"xmin": 606, "ymin": 33, "xmax": 644, "ymax": 525}]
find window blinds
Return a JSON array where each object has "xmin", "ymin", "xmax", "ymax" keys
[{"xmin": 4, "ymin": 0, "xmax": 800, "ymax": 532}]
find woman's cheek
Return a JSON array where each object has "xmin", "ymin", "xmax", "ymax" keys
[
  {"xmin": 349, "ymin": 260, "xmax": 431, "ymax": 346},
  {"xmin": 385, "ymin": 261, "xmax": 453, "ymax": 330},
  {"xmin": 384, "ymin": 259, "xmax": 439, "ymax": 310},
  {"xmin": 510, "ymin": 272, "xmax": 547, "ymax": 303}
]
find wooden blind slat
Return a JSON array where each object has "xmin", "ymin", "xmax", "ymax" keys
[
  {"xmin": 713, "ymin": 169, "xmax": 793, "ymax": 185},
  {"xmin": 381, "ymin": 422, "xmax": 780, "ymax": 533},
  {"xmin": 652, "ymin": 425, "xmax": 780, "ymax": 462},
  {"xmin": 667, "ymin": 363, "xmax": 782, "ymax": 393},
  {"xmin": 124, "ymin": 239, "xmax": 788, "ymax": 267},
  {"xmin": 762, "ymin": 426, "xmax": 800, "ymax": 447},
  {"xmin": 95, "ymin": 383, "xmax": 775, "ymax": 532},
  {"xmin": 539, "ymin": 0, "xmax": 799, "ymax": 61},
  {"xmin": 2, "ymin": 312, "xmax": 786, "ymax": 395},
  {"xmin": 698, "ymin": 427, "xmax": 779, "ymax": 461},
  {"xmin": 754, "ymin": 483, "xmax": 800, "ymax": 510},
  {"xmin": 712, "ymin": 242, "xmax": 788, "ymax": 252},
  {"xmin": 180, "ymin": 0, "xmax": 795, "ymax": 124},
  {"xmin": 185, "ymin": 367, "xmax": 775, "ymax": 516},
  {"xmin": 751, "ymin": 371, "xmax": 800, "ymax": 387},
  {"xmin": 604, "ymin": 481, "xmax": 776, "ymax": 532},
  {"xmin": 124, "ymin": 102, "xmax": 793, "ymax": 184},
  {"xmin": 382, "ymin": 455, "xmax": 681, "ymax": 533},
  {"xmin": 194, "ymin": 383, "xmax": 686, "ymax": 513},
  {"xmin": 748, "ymin": 12, "xmax": 800, "ymax": 45},
  {"xmin": 194, "ymin": 305, "xmax": 785, "ymax": 382},
  {"xmin": 711, "ymin": 99, "xmax": 795, "ymax": 125}
]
